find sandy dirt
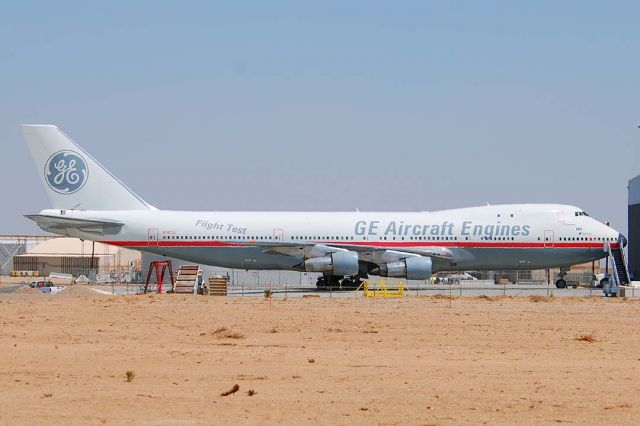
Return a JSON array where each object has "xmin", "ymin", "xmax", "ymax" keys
[{"xmin": 0, "ymin": 292, "xmax": 638, "ymax": 425}]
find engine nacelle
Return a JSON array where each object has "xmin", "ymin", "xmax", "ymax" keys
[
  {"xmin": 377, "ymin": 256, "xmax": 432, "ymax": 280},
  {"xmin": 303, "ymin": 251, "xmax": 359, "ymax": 276}
]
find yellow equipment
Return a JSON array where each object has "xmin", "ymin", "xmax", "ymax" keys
[{"xmin": 356, "ymin": 279, "xmax": 406, "ymax": 298}]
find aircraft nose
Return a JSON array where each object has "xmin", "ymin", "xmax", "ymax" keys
[{"xmin": 619, "ymin": 233, "xmax": 628, "ymax": 247}]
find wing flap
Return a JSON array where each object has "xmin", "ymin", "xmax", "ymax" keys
[
  {"xmin": 258, "ymin": 242, "xmax": 454, "ymax": 261},
  {"xmin": 325, "ymin": 244, "xmax": 455, "ymax": 260}
]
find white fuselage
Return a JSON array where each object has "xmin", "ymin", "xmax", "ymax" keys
[{"xmin": 38, "ymin": 203, "xmax": 620, "ymax": 273}]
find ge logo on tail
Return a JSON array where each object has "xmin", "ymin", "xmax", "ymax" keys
[{"xmin": 45, "ymin": 151, "xmax": 88, "ymax": 194}]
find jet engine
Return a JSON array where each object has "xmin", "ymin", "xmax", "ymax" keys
[
  {"xmin": 375, "ymin": 256, "xmax": 432, "ymax": 280},
  {"xmin": 303, "ymin": 251, "xmax": 359, "ymax": 276}
]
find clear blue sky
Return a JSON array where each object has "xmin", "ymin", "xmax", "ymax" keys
[{"xmin": 1, "ymin": 1, "xmax": 638, "ymax": 234}]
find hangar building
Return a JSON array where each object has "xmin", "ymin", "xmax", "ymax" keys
[
  {"xmin": 13, "ymin": 238, "xmax": 140, "ymax": 277},
  {"xmin": 629, "ymin": 175, "xmax": 640, "ymax": 280}
]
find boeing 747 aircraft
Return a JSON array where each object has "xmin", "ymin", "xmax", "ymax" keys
[{"xmin": 22, "ymin": 125, "xmax": 624, "ymax": 288}]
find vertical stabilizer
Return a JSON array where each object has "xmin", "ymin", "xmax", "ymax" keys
[{"xmin": 22, "ymin": 124, "xmax": 153, "ymax": 210}]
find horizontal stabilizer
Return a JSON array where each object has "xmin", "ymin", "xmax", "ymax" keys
[{"xmin": 25, "ymin": 215, "xmax": 124, "ymax": 236}]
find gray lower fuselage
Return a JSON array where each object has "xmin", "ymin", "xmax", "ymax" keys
[{"xmin": 136, "ymin": 245, "xmax": 608, "ymax": 273}]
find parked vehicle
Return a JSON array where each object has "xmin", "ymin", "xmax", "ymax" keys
[
  {"xmin": 29, "ymin": 279, "xmax": 65, "ymax": 294},
  {"xmin": 554, "ymin": 271, "xmax": 597, "ymax": 289}
]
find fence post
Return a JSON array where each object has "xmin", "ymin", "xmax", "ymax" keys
[{"xmin": 546, "ymin": 269, "xmax": 550, "ymax": 298}]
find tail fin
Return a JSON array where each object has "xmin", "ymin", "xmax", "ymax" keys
[{"xmin": 22, "ymin": 124, "xmax": 154, "ymax": 211}]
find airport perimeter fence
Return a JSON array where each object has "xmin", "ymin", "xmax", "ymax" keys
[
  {"xmin": 203, "ymin": 269, "xmax": 605, "ymax": 298},
  {"xmin": 42, "ymin": 268, "xmax": 606, "ymax": 298}
]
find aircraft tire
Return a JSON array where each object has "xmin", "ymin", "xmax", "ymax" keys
[
  {"xmin": 316, "ymin": 276, "xmax": 341, "ymax": 289},
  {"xmin": 340, "ymin": 277, "xmax": 361, "ymax": 290},
  {"xmin": 555, "ymin": 279, "xmax": 567, "ymax": 289}
]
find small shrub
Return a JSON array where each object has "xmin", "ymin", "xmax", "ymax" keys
[
  {"xmin": 125, "ymin": 370, "xmax": 136, "ymax": 382},
  {"xmin": 220, "ymin": 384, "xmax": 239, "ymax": 396},
  {"xmin": 264, "ymin": 289, "xmax": 272, "ymax": 298},
  {"xmin": 575, "ymin": 333, "xmax": 598, "ymax": 343},
  {"xmin": 212, "ymin": 327, "xmax": 244, "ymax": 339}
]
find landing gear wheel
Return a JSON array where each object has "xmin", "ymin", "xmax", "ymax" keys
[
  {"xmin": 316, "ymin": 276, "xmax": 341, "ymax": 290},
  {"xmin": 339, "ymin": 276, "xmax": 361, "ymax": 289},
  {"xmin": 597, "ymin": 278, "xmax": 607, "ymax": 289},
  {"xmin": 555, "ymin": 279, "xmax": 567, "ymax": 289},
  {"xmin": 340, "ymin": 277, "xmax": 353, "ymax": 288},
  {"xmin": 316, "ymin": 276, "xmax": 328, "ymax": 288}
]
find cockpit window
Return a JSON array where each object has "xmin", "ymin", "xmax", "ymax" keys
[{"xmin": 574, "ymin": 211, "xmax": 589, "ymax": 217}]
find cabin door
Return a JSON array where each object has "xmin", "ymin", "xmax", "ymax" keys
[
  {"xmin": 544, "ymin": 230, "xmax": 554, "ymax": 248},
  {"xmin": 272, "ymin": 228, "xmax": 284, "ymax": 241},
  {"xmin": 148, "ymin": 228, "xmax": 159, "ymax": 246}
]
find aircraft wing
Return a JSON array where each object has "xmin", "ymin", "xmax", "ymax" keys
[
  {"xmin": 327, "ymin": 244, "xmax": 454, "ymax": 260},
  {"xmin": 260, "ymin": 242, "xmax": 454, "ymax": 260},
  {"xmin": 25, "ymin": 214, "xmax": 124, "ymax": 236}
]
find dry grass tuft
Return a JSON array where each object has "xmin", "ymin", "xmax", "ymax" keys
[
  {"xmin": 604, "ymin": 403, "xmax": 632, "ymax": 410},
  {"xmin": 528, "ymin": 295, "xmax": 549, "ymax": 303},
  {"xmin": 247, "ymin": 389, "xmax": 256, "ymax": 396},
  {"xmin": 220, "ymin": 384, "xmax": 239, "ymax": 397},
  {"xmin": 433, "ymin": 294, "xmax": 452, "ymax": 300},
  {"xmin": 211, "ymin": 327, "xmax": 244, "ymax": 339},
  {"xmin": 125, "ymin": 370, "xmax": 135, "ymax": 382},
  {"xmin": 575, "ymin": 333, "xmax": 598, "ymax": 343},
  {"xmin": 476, "ymin": 295, "xmax": 494, "ymax": 301}
]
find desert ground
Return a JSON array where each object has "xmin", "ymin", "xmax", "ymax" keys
[{"xmin": 0, "ymin": 287, "xmax": 639, "ymax": 425}]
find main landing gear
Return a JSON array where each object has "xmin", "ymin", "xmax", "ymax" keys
[{"xmin": 316, "ymin": 275, "xmax": 364, "ymax": 290}]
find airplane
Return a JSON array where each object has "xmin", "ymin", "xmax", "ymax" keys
[{"xmin": 21, "ymin": 124, "xmax": 624, "ymax": 289}]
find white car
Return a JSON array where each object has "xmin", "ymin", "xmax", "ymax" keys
[{"xmin": 29, "ymin": 280, "xmax": 65, "ymax": 294}]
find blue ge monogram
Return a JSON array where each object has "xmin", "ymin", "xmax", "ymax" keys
[{"xmin": 45, "ymin": 151, "xmax": 88, "ymax": 194}]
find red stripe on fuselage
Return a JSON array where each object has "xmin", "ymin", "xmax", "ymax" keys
[{"xmin": 102, "ymin": 240, "xmax": 616, "ymax": 249}]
